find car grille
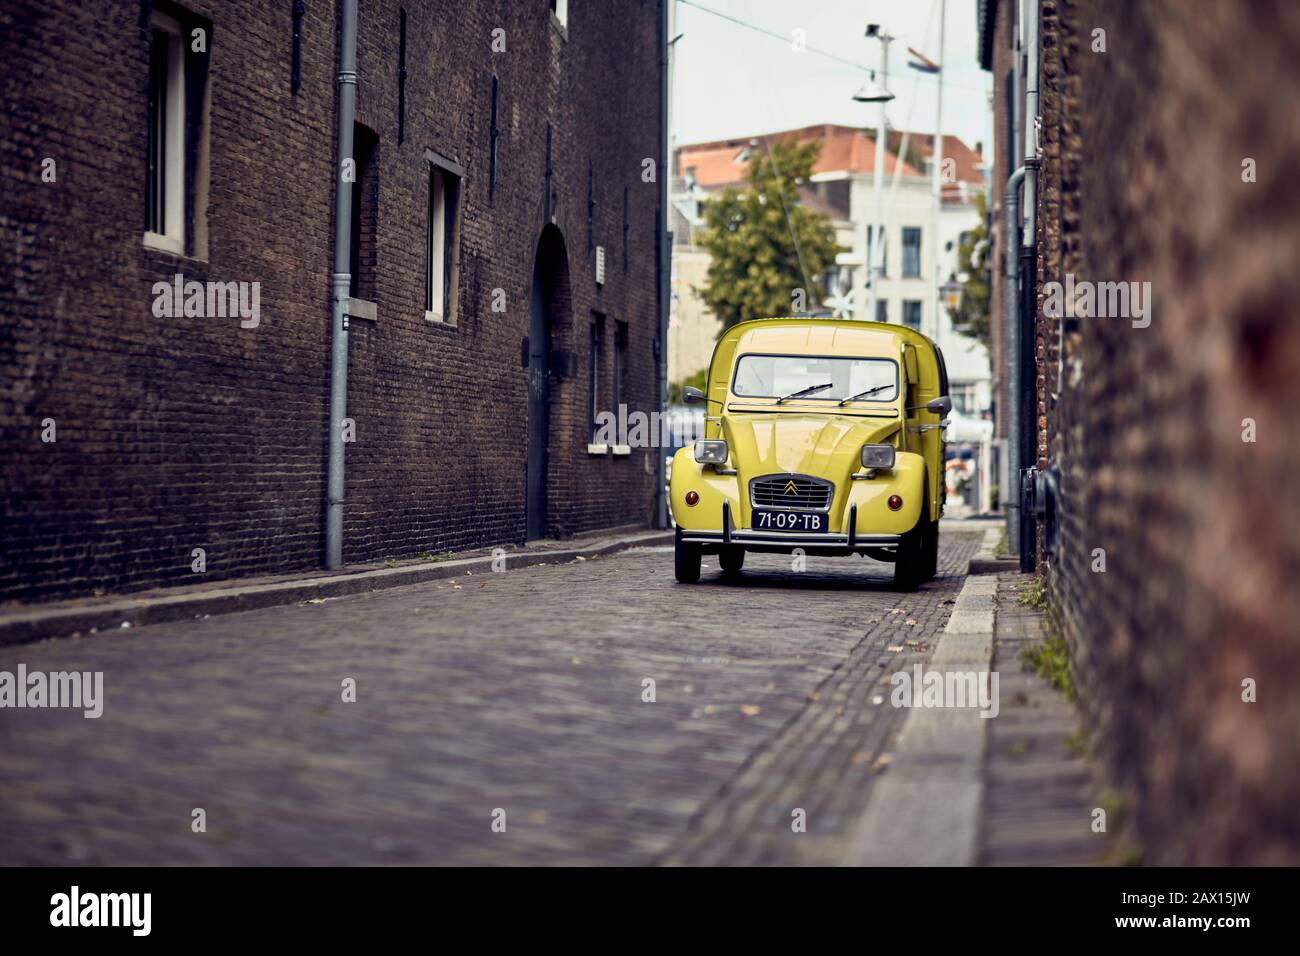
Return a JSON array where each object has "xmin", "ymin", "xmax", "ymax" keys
[{"xmin": 750, "ymin": 474, "xmax": 834, "ymax": 511}]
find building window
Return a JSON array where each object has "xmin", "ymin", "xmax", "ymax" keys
[
  {"xmin": 589, "ymin": 315, "xmax": 605, "ymax": 443},
  {"xmin": 867, "ymin": 225, "xmax": 887, "ymax": 278},
  {"xmin": 145, "ymin": 8, "xmax": 215, "ymax": 255},
  {"xmin": 903, "ymin": 300, "xmax": 922, "ymax": 330},
  {"xmin": 951, "ymin": 382, "xmax": 978, "ymax": 415},
  {"xmin": 614, "ymin": 321, "xmax": 628, "ymax": 414},
  {"xmin": 902, "ymin": 227, "xmax": 923, "ymax": 278},
  {"xmin": 349, "ymin": 124, "xmax": 379, "ymax": 301},
  {"xmin": 876, "ymin": 299, "xmax": 889, "ymax": 324},
  {"xmin": 425, "ymin": 159, "xmax": 462, "ymax": 323},
  {"xmin": 587, "ymin": 161, "xmax": 595, "ymax": 252},
  {"xmin": 550, "ymin": 0, "xmax": 568, "ymax": 29},
  {"xmin": 488, "ymin": 75, "xmax": 499, "ymax": 201}
]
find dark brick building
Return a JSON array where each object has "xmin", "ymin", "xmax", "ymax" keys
[
  {"xmin": 1, "ymin": 0, "xmax": 667, "ymax": 602},
  {"xmin": 978, "ymin": 0, "xmax": 1016, "ymax": 451},
  {"xmin": 984, "ymin": 0, "xmax": 1300, "ymax": 863}
]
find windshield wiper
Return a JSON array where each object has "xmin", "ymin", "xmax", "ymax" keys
[
  {"xmin": 838, "ymin": 384, "xmax": 893, "ymax": 405},
  {"xmin": 776, "ymin": 382, "xmax": 833, "ymax": 404}
]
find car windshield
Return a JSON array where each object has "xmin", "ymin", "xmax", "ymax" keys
[{"xmin": 732, "ymin": 354, "xmax": 898, "ymax": 402}]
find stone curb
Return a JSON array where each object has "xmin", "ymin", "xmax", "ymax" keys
[
  {"xmin": 842, "ymin": 566, "xmax": 998, "ymax": 866},
  {"xmin": 967, "ymin": 524, "xmax": 1019, "ymax": 574},
  {"xmin": 0, "ymin": 530, "xmax": 674, "ymax": 648}
]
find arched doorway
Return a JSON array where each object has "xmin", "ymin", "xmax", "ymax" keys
[{"xmin": 526, "ymin": 225, "xmax": 571, "ymax": 541}]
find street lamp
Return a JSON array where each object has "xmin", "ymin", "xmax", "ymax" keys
[
  {"xmin": 852, "ymin": 77, "xmax": 895, "ymax": 104},
  {"xmin": 855, "ymin": 26, "xmax": 893, "ymax": 326},
  {"xmin": 941, "ymin": 278, "xmax": 963, "ymax": 315}
]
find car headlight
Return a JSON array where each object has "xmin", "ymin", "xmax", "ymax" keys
[
  {"xmin": 860, "ymin": 443, "xmax": 896, "ymax": 470},
  {"xmin": 694, "ymin": 440, "xmax": 728, "ymax": 465}
]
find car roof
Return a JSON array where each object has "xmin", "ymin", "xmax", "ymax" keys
[{"xmin": 726, "ymin": 317, "xmax": 935, "ymax": 358}]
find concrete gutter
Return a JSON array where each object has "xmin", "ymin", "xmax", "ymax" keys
[
  {"xmin": 0, "ymin": 530, "xmax": 673, "ymax": 648},
  {"xmin": 843, "ymin": 543, "xmax": 999, "ymax": 866}
]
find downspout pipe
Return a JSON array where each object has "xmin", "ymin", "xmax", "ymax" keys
[
  {"xmin": 1004, "ymin": 165, "xmax": 1026, "ymax": 556},
  {"xmin": 326, "ymin": 0, "xmax": 358, "ymax": 569},
  {"xmin": 1019, "ymin": 0, "xmax": 1041, "ymax": 572},
  {"xmin": 654, "ymin": 0, "xmax": 671, "ymax": 529}
]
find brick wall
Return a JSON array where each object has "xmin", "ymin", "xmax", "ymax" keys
[
  {"xmin": 1036, "ymin": 0, "xmax": 1300, "ymax": 863},
  {"xmin": 0, "ymin": 0, "xmax": 664, "ymax": 602}
]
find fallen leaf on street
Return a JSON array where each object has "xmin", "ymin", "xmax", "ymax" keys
[{"xmin": 740, "ymin": 705, "xmax": 761, "ymax": 716}]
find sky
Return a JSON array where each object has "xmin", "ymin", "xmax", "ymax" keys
[{"xmin": 672, "ymin": 0, "xmax": 993, "ymax": 163}]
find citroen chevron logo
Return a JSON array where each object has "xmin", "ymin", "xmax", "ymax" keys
[{"xmin": 783, "ymin": 480, "xmax": 799, "ymax": 495}]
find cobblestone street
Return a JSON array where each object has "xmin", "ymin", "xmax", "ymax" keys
[{"xmin": 0, "ymin": 531, "xmax": 982, "ymax": 866}]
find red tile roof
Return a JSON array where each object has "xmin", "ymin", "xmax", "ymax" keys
[{"xmin": 676, "ymin": 123, "xmax": 986, "ymax": 200}]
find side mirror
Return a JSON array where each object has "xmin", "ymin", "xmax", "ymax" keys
[
  {"xmin": 682, "ymin": 386, "xmax": 706, "ymax": 405},
  {"xmin": 926, "ymin": 396, "xmax": 952, "ymax": 416}
]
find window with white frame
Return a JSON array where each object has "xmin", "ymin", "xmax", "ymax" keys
[
  {"xmin": 550, "ymin": 0, "xmax": 569, "ymax": 29},
  {"xmin": 425, "ymin": 160, "xmax": 461, "ymax": 323},
  {"xmin": 951, "ymin": 382, "xmax": 979, "ymax": 415},
  {"xmin": 146, "ymin": 11, "xmax": 185, "ymax": 252},
  {"xmin": 902, "ymin": 227, "xmax": 923, "ymax": 278},
  {"xmin": 903, "ymin": 300, "xmax": 922, "ymax": 330}
]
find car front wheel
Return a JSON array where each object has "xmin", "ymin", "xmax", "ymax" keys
[
  {"xmin": 675, "ymin": 531, "xmax": 702, "ymax": 583},
  {"xmin": 894, "ymin": 499, "xmax": 930, "ymax": 592},
  {"xmin": 922, "ymin": 519, "xmax": 939, "ymax": 580}
]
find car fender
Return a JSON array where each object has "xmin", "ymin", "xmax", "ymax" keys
[
  {"xmin": 669, "ymin": 447, "xmax": 741, "ymax": 530},
  {"xmin": 844, "ymin": 451, "xmax": 928, "ymax": 535}
]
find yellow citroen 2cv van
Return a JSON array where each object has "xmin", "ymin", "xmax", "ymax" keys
[{"xmin": 670, "ymin": 317, "xmax": 951, "ymax": 590}]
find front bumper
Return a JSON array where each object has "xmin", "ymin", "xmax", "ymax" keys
[
  {"xmin": 679, "ymin": 528, "xmax": 901, "ymax": 552},
  {"xmin": 677, "ymin": 502, "xmax": 901, "ymax": 554}
]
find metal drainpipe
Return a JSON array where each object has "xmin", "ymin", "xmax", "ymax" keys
[
  {"xmin": 1019, "ymin": 0, "xmax": 1041, "ymax": 571},
  {"xmin": 1004, "ymin": 165, "xmax": 1026, "ymax": 555},
  {"xmin": 325, "ymin": 0, "xmax": 358, "ymax": 569},
  {"xmin": 654, "ymin": 0, "xmax": 671, "ymax": 529}
]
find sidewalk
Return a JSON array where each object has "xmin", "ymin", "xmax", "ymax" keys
[
  {"xmin": 846, "ymin": 561, "xmax": 1123, "ymax": 865},
  {"xmin": 0, "ymin": 526, "xmax": 673, "ymax": 647},
  {"xmin": 977, "ymin": 574, "xmax": 1119, "ymax": 865}
]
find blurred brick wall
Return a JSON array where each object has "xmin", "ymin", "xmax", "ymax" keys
[
  {"xmin": 0, "ymin": 0, "xmax": 663, "ymax": 602},
  {"xmin": 1038, "ymin": 0, "xmax": 1300, "ymax": 863}
]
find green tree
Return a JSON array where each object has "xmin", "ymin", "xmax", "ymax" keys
[
  {"xmin": 953, "ymin": 192, "xmax": 991, "ymax": 350},
  {"xmin": 694, "ymin": 139, "xmax": 842, "ymax": 332}
]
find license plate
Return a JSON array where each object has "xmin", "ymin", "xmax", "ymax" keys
[{"xmin": 752, "ymin": 509, "xmax": 827, "ymax": 533}]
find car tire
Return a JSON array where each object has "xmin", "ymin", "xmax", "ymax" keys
[
  {"xmin": 923, "ymin": 519, "xmax": 939, "ymax": 580},
  {"xmin": 675, "ymin": 531, "xmax": 702, "ymax": 583},
  {"xmin": 719, "ymin": 546, "xmax": 745, "ymax": 575},
  {"xmin": 894, "ymin": 498, "xmax": 929, "ymax": 592}
]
